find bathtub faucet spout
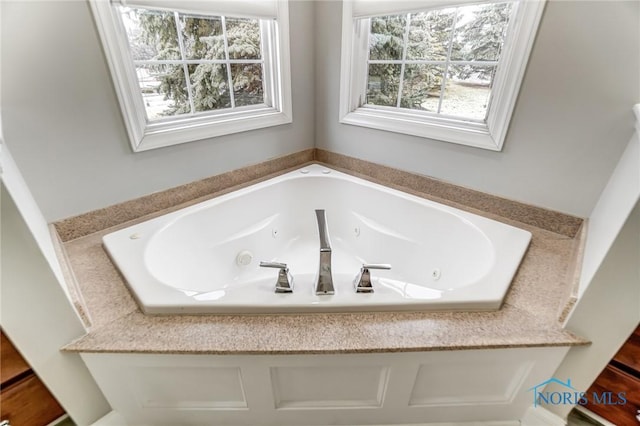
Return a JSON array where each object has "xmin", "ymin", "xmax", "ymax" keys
[{"xmin": 315, "ymin": 209, "xmax": 335, "ymax": 295}]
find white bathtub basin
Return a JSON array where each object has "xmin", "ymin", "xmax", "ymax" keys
[{"xmin": 103, "ymin": 165, "xmax": 531, "ymax": 314}]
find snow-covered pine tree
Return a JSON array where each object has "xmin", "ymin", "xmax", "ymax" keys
[{"xmin": 135, "ymin": 10, "xmax": 263, "ymax": 116}]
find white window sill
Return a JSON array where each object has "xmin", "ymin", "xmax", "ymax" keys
[
  {"xmin": 340, "ymin": 108, "xmax": 500, "ymax": 151},
  {"xmin": 133, "ymin": 107, "xmax": 292, "ymax": 152}
]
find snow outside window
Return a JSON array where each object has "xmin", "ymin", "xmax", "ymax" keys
[
  {"xmin": 339, "ymin": 0, "xmax": 546, "ymax": 151},
  {"xmin": 90, "ymin": 0, "xmax": 292, "ymax": 152}
]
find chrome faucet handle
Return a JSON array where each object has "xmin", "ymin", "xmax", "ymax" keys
[
  {"xmin": 260, "ymin": 261, "xmax": 294, "ymax": 293},
  {"xmin": 354, "ymin": 264, "xmax": 391, "ymax": 293}
]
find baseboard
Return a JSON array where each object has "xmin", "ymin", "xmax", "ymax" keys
[
  {"xmin": 520, "ymin": 406, "xmax": 566, "ymax": 426},
  {"xmin": 47, "ymin": 415, "xmax": 71, "ymax": 426},
  {"xmin": 90, "ymin": 412, "xmax": 519, "ymax": 426},
  {"xmin": 90, "ymin": 411, "xmax": 128, "ymax": 426},
  {"xmin": 574, "ymin": 406, "xmax": 617, "ymax": 426},
  {"xmin": 374, "ymin": 423, "xmax": 518, "ymax": 426}
]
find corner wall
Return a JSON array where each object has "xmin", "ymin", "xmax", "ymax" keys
[
  {"xmin": 1, "ymin": 146, "xmax": 111, "ymax": 424},
  {"xmin": 1, "ymin": 0, "xmax": 315, "ymax": 222},
  {"xmin": 578, "ymin": 125, "xmax": 640, "ymax": 297},
  {"xmin": 542, "ymin": 108, "xmax": 640, "ymax": 419},
  {"xmin": 4, "ymin": 1, "xmax": 638, "ymax": 221},
  {"xmin": 545, "ymin": 200, "xmax": 640, "ymax": 419},
  {"xmin": 314, "ymin": 0, "xmax": 640, "ymax": 217}
]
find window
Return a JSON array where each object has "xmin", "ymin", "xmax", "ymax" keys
[
  {"xmin": 339, "ymin": 0, "xmax": 546, "ymax": 151},
  {"xmin": 90, "ymin": 0, "xmax": 292, "ymax": 152}
]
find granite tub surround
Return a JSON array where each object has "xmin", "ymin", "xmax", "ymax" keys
[
  {"xmin": 557, "ymin": 221, "xmax": 588, "ymax": 324},
  {"xmin": 315, "ymin": 149, "xmax": 583, "ymax": 238},
  {"xmin": 59, "ymin": 157, "xmax": 589, "ymax": 354},
  {"xmin": 54, "ymin": 149, "xmax": 315, "ymax": 242},
  {"xmin": 55, "ymin": 148, "xmax": 584, "ymax": 243},
  {"xmin": 49, "ymin": 224, "xmax": 92, "ymax": 328}
]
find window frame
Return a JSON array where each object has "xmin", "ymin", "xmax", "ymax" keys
[
  {"xmin": 339, "ymin": 0, "xmax": 546, "ymax": 151},
  {"xmin": 90, "ymin": 0, "xmax": 292, "ymax": 152}
]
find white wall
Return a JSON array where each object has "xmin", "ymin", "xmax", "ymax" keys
[
  {"xmin": 541, "ymin": 110, "xmax": 640, "ymax": 418},
  {"xmin": 1, "ymin": 0, "xmax": 315, "ymax": 222},
  {"xmin": 1, "ymin": 143, "xmax": 68, "ymax": 296},
  {"xmin": 545, "ymin": 199, "xmax": 640, "ymax": 419},
  {"xmin": 1, "ymin": 152, "xmax": 112, "ymax": 424},
  {"xmin": 315, "ymin": 0, "xmax": 640, "ymax": 217},
  {"xmin": 1, "ymin": 9, "xmax": 110, "ymax": 419},
  {"xmin": 3, "ymin": 1, "xmax": 638, "ymax": 220},
  {"xmin": 578, "ymin": 122, "xmax": 640, "ymax": 297}
]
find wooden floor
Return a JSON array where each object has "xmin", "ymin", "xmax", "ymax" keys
[
  {"xmin": 584, "ymin": 325, "xmax": 640, "ymax": 426},
  {"xmin": 1, "ymin": 330, "xmax": 66, "ymax": 426}
]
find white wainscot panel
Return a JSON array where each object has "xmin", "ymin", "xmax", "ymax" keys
[
  {"xmin": 129, "ymin": 366, "xmax": 246, "ymax": 409},
  {"xmin": 410, "ymin": 359, "xmax": 533, "ymax": 406},
  {"xmin": 271, "ymin": 365, "xmax": 389, "ymax": 408},
  {"xmin": 81, "ymin": 347, "xmax": 569, "ymax": 426}
]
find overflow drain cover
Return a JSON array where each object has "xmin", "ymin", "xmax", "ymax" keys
[{"xmin": 236, "ymin": 250, "xmax": 253, "ymax": 267}]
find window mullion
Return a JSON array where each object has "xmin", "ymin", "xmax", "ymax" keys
[
  {"xmin": 362, "ymin": 18, "xmax": 372, "ymax": 106},
  {"xmin": 174, "ymin": 12, "xmax": 196, "ymax": 116},
  {"xmin": 395, "ymin": 13, "xmax": 411, "ymax": 109},
  {"xmin": 258, "ymin": 20, "xmax": 271, "ymax": 108},
  {"xmin": 368, "ymin": 59, "xmax": 498, "ymax": 66},
  {"xmin": 221, "ymin": 16, "xmax": 236, "ymax": 109},
  {"xmin": 436, "ymin": 9, "xmax": 460, "ymax": 114},
  {"xmin": 134, "ymin": 59, "xmax": 265, "ymax": 65},
  {"xmin": 258, "ymin": 19, "xmax": 272, "ymax": 105}
]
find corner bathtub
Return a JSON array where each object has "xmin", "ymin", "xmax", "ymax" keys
[{"xmin": 103, "ymin": 165, "xmax": 531, "ymax": 314}]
